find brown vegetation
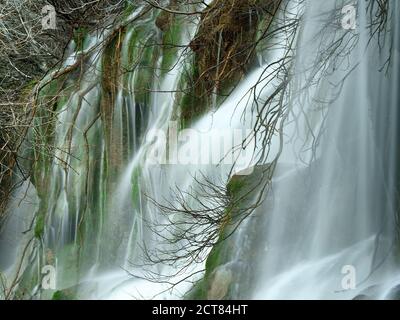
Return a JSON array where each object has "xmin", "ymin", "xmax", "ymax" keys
[
  {"xmin": 179, "ymin": 0, "xmax": 279, "ymax": 123},
  {"xmin": 0, "ymin": 0, "xmax": 124, "ymax": 218},
  {"xmin": 189, "ymin": 0, "xmax": 276, "ymax": 93}
]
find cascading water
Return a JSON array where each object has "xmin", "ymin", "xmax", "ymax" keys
[
  {"xmin": 246, "ymin": 0, "xmax": 400, "ymax": 299},
  {"xmin": 1, "ymin": 0, "xmax": 400, "ymax": 300}
]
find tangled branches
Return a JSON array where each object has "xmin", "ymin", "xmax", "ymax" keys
[
  {"xmin": 0, "ymin": 0, "xmax": 125, "ymax": 218},
  {"xmin": 144, "ymin": 170, "xmax": 268, "ymax": 267},
  {"xmin": 0, "ymin": 103, "xmax": 30, "ymax": 217},
  {"xmin": 46, "ymin": 0, "xmax": 124, "ymax": 27},
  {"xmin": 140, "ymin": 0, "xmax": 393, "ymax": 292},
  {"xmin": 0, "ymin": 0, "xmax": 64, "ymax": 102}
]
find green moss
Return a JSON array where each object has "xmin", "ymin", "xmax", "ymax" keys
[
  {"xmin": 177, "ymin": 59, "xmax": 209, "ymax": 127},
  {"xmin": 30, "ymin": 77, "xmax": 66, "ymax": 185},
  {"xmin": 133, "ymin": 35, "xmax": 159, "ymax": 106},
  {"xmin": 52, "ymin": 291, "xmax": 65, "ymax": 300},
  {"xmin": 185, "ymin": 279, "xmax": 207, "ymax": 300},
  {"xmin": 127, "ymin": 29, "xmax": 141, "ymax": 65},
  {"xmin": 21, "ymin": 79, "xmax": 38, "ymax": 96},
  {"xmin": 54, "ymin": 243, "xmax": 81, "ymax": 289},
  {"xmin": 180, "ymin": 92, "xmax": 207, "ymax": 127},
  {"xmin": 160, "ymin": 17, "xmax": 182, "ymax": 72},
  {"xmin": 38, "ymin": 78, "xmax": 62, "ymax": 106},
  {"xmin": 205, "ymin": 242, "xmax": 224, "ymax": 276},
  {"xmin": 177, "ymin": 0, "xmax": 268, "ymax": 125},
  {"xmin": 123, "ymin": 1, "xmax": 139, "ymax": 19},
  {"xmin": 73, "ymin": 27, "xmax": 88, "ymax": 51},
  {"xmin": 186, "ymin": 167, "xmax": 267, "ymax": 299},
  {"xmin": 34, "ymin": 213, "xmax": 45, "ymax": 238},
  {"xmin": 226, "ymin": 177, "xmax": 247, "ymax": 198},
  {"xmin": 52, "ymin": 289, "xmax": 75, "ymax": 300},
  {"xmin": 131, "ymin": 166, "xmax": 141, "ymax": 205},
  {"xmin": 186, "ymin": 212, "xmax": 233, "ymax": 300}
]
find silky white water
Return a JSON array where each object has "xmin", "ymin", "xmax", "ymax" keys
[
  {"xmin": 1, "ymin": 0, "xmax": 400, "ymax": 300},
  {"xmin": 247, "ymin": 0, "xmax": 400, "ymax": 299}
]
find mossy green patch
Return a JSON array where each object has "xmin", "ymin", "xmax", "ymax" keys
[
  {"xmin": 73, "ymin": 27, "xmax": 88, "ymax": 51},
  {"xmin": 186, "ymin": 166, "xmax": 268, "ymax": 299},
  {"xmin": 160, "ymin": 17, "xmax": 182, "ymax": 72},
  {"xmin": 52, "ymin": 289, "xmax": 75, "ymax": 300},
  {"xmin": 34, "ymin": 212, "xmax": 45, "ymax": 238}
]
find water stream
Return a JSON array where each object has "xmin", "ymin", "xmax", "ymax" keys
[{"xmin": 1, "ymin": 0, "xmax": 400, "ymax": 300}]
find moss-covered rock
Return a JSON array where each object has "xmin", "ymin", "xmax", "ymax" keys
[
  {"xmin": 386, "ymin": 284, "xmax": 400, "ymax": 300},
  {"xmin": 34, "ymin": 212, "xmax": 45, "ymax": 238},
  {"xmin": 179, "ymin": 0, "xmax": 275, "ymax": 125},
  {"xmin": 187, "ymin": 165, "xmax": 270, "ymax": 299},
  {"xmin": 52, "ymin": 289, "xmax": 76, "ymax": 300}
]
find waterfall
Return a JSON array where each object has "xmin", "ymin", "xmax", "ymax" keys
[
  {"xmin": 247, "ymin": 0, "xmax": 400, "ymax": 299},
  {"xmin": 1, "ymin": 0, "xmax": 400, "ymax": 300}
]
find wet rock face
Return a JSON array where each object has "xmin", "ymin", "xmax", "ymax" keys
[
  {"xmin": 180, "ymin": 0, "xmax": 278, "ymax": 124},
  {"xmin": 352, "ymin": 294, "xmax": 371, "ymax": 300},
  {"xmin": 207, "ymin": 261, "xmax": 247, "ymax": 299},
  {"xmin": 352, "ymin": 283, "xmax": 400, "ymax": 300},
  {"xmin": 207, "ymin": 265, "xmax": 233, "ymax": 299},
  {"xmin": 186, "ymin": 165, "xmax": 270, "ymax": 300},
  {"xmin": 386, "ymin": 284, "xmax": 400, "ymax": 300},
  {"xmin": 155, "ymin": 0, "xmax": 179, "ymax": 32},
  {"xmin": 188, "ymin": 0, "xmax": 267, "ymax": 93}
]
